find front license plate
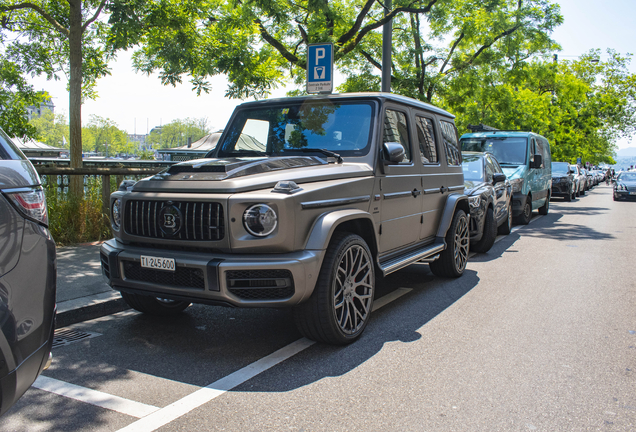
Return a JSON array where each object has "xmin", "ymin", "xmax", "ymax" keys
[
  {"xmin": 630, "ymin": 192, "xmax": 636, "ymax": 195},
  {"xmin": 140, "ymin": 255, "xmax": 176, "ymax": 271}
]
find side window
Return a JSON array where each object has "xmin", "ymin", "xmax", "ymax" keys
[
  {"xmin": 439, "ymin": 120, "xmax": 461, "ymax": 166},
  {"xmin": 542, "ymin": 139, "xmax": 551, "ymax": 164},
  {"xmin": 383, "ymin": 109, "xmax": 411, "ymax": 162},
  {"xmin": 415, "ymin": 116, "xmax": 438, "ymax": 164},
  {"xmin": 534, "ymin": 139, "xmax": 544, "ymax": 167}
]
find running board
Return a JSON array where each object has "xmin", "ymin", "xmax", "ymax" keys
[{"xmin": 378, "ymin": 243, "xmax": 445, "ymax": 277}]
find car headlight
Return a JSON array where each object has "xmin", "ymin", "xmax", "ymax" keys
[
  {"xmin": 243, "ymin": 204, "xmax": 277, "ymax": 237},
  {"xmin": 468, "ymin": 196, "xmax": 481, "ymax": 209},
  {"xmin": 510, "ymin": 178, "xmax": 524, "ymax": 193},
  {"xmin": 4, "ymin": 186, "xmax": 48, "ymax": 226},
  {"xmin": 112, "ymin": 198, "xmax": 122, "ymax": 230}
]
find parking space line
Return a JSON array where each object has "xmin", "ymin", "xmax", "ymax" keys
[
  {"xmin": 33, "ymin": 376, "xmax": 159, "ymax": 418},
  {"xmin": 117, "ymin": 287, "xmax": 414, "ymax": 431}
]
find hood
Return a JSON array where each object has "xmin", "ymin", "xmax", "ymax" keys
[
  {"xmin": 0, "ymin": 160, "xmax": 41, "ymax": 189},
  {"xmin": 501, "ymin": 164, "xmax": 525, "ymax": 180},
  {"xmin": 133, "ymin": 156, "xmax": 373, "ymax": 193},
  {"xmin": 463, "ymin": 179, "xmax": 487, "ymax": 195}
]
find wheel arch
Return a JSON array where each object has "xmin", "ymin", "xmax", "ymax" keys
[
  {"xmin": 436, "ymin": 194, "xmax": 470, "ymax": 240},
  {"xmin": 305, "ymin": 209, "xmax": 378, "ymax": 258}
]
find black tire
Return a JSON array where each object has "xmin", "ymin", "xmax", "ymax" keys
[
  {"xmin": 429, "ymin": 210, "xmax": 469, "ymax": 278},
  {"xmin": 293, "ymin": 232, "xmax": 375, "ymax": 345},
  {"xmin": 538, "ymin": 193, "xmax": 550, "ymax": 215},
  {"xmin": 498, "ymin": 201, "xmax": 513, "ymax": 235},
  {"xmin": 565, "ymin": 187, "xmax": 572, "ymax": 202},
  {"xmin": 580, "ymin": 188, "xmax": 585, "ymax": 196},
  {"xmin": 471, "ymin": 207, "xmax": 496, "ymax": 253},
  {"xmin": 515, "ymin": 197, "xmax": 532, "ymax": 225},
  {"xmin": 121, "ymin": 292, "xmax": 191, "ymax": 315}
]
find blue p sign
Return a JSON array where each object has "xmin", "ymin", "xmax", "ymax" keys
[{"xmin": 307, "ymin": 43, "xmax": 333, "ymax": 94}]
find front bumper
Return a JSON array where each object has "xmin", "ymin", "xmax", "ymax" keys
[
  {"xmin": 100, "ymin": 239, "xmax": 325, "ymax": 308},
  {"xmin": 613, "ymin": 189, "xmax": 636, "ymax": 200},
  {"xmin": 551, "ymin": 181, "xmax": 572, "ymax": 197}
]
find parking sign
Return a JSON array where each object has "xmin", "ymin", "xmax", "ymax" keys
[{"xmin": 307, "ymin": 43, "xmax": 333, "ymax": 94}]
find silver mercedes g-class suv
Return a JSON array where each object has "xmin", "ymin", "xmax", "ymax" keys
[{"xmin": 100, "ymin": 93, "xmax": 469, "ymax": 345}]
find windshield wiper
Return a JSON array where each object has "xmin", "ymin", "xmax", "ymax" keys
[{"xmin": 298, "ymin": 148, "xmax": 343, "ymax": 164}]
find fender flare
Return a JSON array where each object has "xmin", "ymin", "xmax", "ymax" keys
[
  {"xmin": 305, "ymin": 209, "xmax": 378, "ymax": 252},
  {"xmin": 436, "ymin": 194, "xmax": 470, "ymax": 239}
]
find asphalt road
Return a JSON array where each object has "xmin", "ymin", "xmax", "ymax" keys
[{"xmin": 1, "ymin": 184, "xmax": 634, "ymax": 431}]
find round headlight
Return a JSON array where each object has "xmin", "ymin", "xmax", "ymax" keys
[
  {"xmin": 112, "ymin": 198, "xmax": 122, "ymax": 230},
  {"xmin": 243, "ymin": 204, "xmax": 277, "ymax": 237}
]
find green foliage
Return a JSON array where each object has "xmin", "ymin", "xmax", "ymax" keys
[
  {"xmin": 146, "ymin": 117, "xmax": 211, "ymax": 149},
  {"xmin": 29, "ymin": 109, "xmax": 70, "ymax": 147},
  {"xmin": 0, "ymin": 55, "xmax": 49, "ymax": 138},
  {"xmin": 83, "ymin": 114, "xmax": 134, "ymax": 155},
  {"xmin": 44, "ymin": 177, "xmax": 111, "ymax": 245}
]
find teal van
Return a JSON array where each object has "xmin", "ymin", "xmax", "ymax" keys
[{"xmin": 460, "ymin": 130, "xmax": 552, "ymax": 224}]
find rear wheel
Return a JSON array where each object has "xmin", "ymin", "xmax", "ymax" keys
[
  {"xmin": 294, "ymin": 232, "xmax": 375, "ymax": 345},
  {"xmin": 538, "ymin": 193, "xmax": 550, "ymax": 215},
  {"xmin": 498, "ymin": 201, "xmax": 513, "ymax": 235},
  {"xmin": 120, "ymin": 292, "xmax": 191, "ymax": 315},
  {"xmin": 429, "ymin": 210, "xmax": 469, "ymax": 278},
  {"xmin": 471, "ymin": 207, "xmax": 496, "ymax": 253}
]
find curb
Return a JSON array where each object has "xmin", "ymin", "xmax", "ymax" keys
[{"xmin": 56, "ymin": 296, "xmax": 131, "ymax": 328}]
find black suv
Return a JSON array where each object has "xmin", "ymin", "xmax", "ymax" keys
[
  {"xmin": 0, "ymin": 129, "xmax": 56, "ymax": 415},
  {"xmin": 551, "ymin": 162, "xmax": 575, "ymax": 201}
]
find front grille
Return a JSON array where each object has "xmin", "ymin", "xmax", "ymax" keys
[
  {"xmin": 123, "ymin": 261, "xmax": 205, "ymax": 289},
  {"xmin": 124, "ymin": 200, "xmax": 224, "ymax": 241},
  {"xmin": 100, "ymin": 252, "xmax": 110, "ymax": 279},
  {"xmin": 227, "ymin": 270, "xmax": 295, "ymax": 300}
]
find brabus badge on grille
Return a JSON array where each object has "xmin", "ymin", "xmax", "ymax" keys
[{"xmin": 158, "ymin": 204, "xmax": 182, "ymax": 236}]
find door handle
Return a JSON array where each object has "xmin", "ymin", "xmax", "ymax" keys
[
  {"xmin": 440, "ymin": 186, "xmax": 448, "ymax": 194},
  {"xmin": 412, "ymin": 189, "xmax": 422, "ymax": 197}
]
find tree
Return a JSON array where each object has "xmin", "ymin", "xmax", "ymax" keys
[
  {"xmin": 83, "ymin": 114, "xmax": 133, "ymax": 156},
  {"xmin": 0, "ymin": 0, "xmax": 113, "ymax": 196},
  {"xmin": 29, "ymin": 107, "xmax": 69, "ymax": 148},
  {"xmin": 146, "ymin": 117, "xmax": 211, "ymax": 149},
  {"xmin": 0, "ymin": 54, "xmax": 48, "ymax": 137}
]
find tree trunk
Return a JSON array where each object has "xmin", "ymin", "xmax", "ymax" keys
[{"xmin": 68, "ymin": 0, "xmax": 83, "ymax": 197}]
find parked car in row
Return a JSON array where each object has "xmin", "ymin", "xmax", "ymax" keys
[
  {"xmin": 460, "ymin": 130, "xmax": 552, "ymax": 225},
  {"xmin": 101, "ymin": 93, "xmax": 471, "ymax": 345},
  {"xmin": 613, "ymin": 171, "xmax": 636, "ymax": 201},
  {"xmin": 570, "ymin": 165, "xmax": 587, "ymax": 196},
  {"xmin": 551, "ymin": 162, "xmax": 576, "ymax": 201},
  {"xmin": 462, "ymin": 152, "xmax": 512, "ymax": 253},
  {"xmin": 0, "ymin": 129, "xmax": 56, "ymax": 415}
]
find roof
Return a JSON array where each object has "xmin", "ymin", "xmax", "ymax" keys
[{"xmin": 11, "ymin": 136, "xmax": 65, "ymax": 151}]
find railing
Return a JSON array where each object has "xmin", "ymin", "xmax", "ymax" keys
[{"xmin": 32, "ymin": 159, "xmax": 175, "ymax": 217}]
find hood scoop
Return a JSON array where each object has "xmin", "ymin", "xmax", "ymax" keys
[{"xmin": 157, "ymin": 156, "xmax": 327, "ymax": 181}]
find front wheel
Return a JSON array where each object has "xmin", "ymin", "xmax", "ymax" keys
[
  {"xmin": 538, "ymin": 194, "xmax": 550, "ymax": 215},
  {"xmin": 471, "ymin": 207, "xmax": 496, "ymax": 253},
  {"xmin": 429, "ymin": 210, "xmax": 469, "ymax": 278},
  {"xmin": 498, "ymin": 201, "xmax": 513, "ymax": 235},
  {"xmin": 120, "ymin": 292, "xmax": 191, "ymax": 315},
  {"xmin": 294, "ymin": 233, "xmax": 375, "ymax": 345},
  {"xmin": 515, "ymin": 198, "xmax": 532, "ymax": 225}
]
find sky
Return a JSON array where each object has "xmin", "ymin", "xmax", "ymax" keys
[{"xmin": 28, "ymin": 0, "xmax": 636, "ymax": 149}]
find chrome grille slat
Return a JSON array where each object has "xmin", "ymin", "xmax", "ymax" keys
[{"xmin": 124, "ymin": 200, "xmax": 224, "ymax": 241}]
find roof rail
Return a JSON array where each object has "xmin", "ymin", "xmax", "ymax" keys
[{"xmin": 467, "ymin": 123, "xmax": 499, "ymax": 132}]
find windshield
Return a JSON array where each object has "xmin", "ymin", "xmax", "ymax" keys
[
  {"xmin": 552, "ymin": 162, "xmax": 569, "ymax": 175},
  {"xmin": 462, "ymin": 154, "xmax": 484, "ymax": 181},
  {"xmin": 460, "ymin": 136, "xmax": 527, "ymax": 165},
  {"xmin": 618, "ymin": 172, "xmax": 636, "ymax": 182},
  {"xmin": 215, "ymin": 101, "xmax": 374, "ymax": 158}
]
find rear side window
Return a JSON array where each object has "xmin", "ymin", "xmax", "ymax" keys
[
  {"xmin": 440, "ymin": 120, "xmax": 461, "ymax": 166},
  {"xmin": 0, "ymin": 130, "xmax": 26, "ymax": 160},
  {"xmin": 384, "ymin": 109, "xmax": 411, "ymax": 162},
  {"xmin": 415, "ymin": 116, "xmax": 438, "ymax": 164}
]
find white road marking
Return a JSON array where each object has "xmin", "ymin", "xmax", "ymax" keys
[
  {"xmin": 33, "ymin": 376, "xmax": 159, "ymax": 418},
  {"xmin": 117, "ymin": 287, "xmax": 413, "ymax": 431}
]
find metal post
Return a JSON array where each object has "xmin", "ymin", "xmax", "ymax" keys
[{"xmin": 381, "ymin": 0, "xmax": 392, "ymax": 93}]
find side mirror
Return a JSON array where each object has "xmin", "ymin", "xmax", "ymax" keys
[
  {"xmin": 119, "ymin": 179, "xmax": 137, "ymax": 191},
  {"xmin": 492, "ymin": 173, "xmax": 506, "ymax": 184},
  {"xmin": 383, "ymin": 142, "xmax": 406, "ymax": 164},
  {"xmin": 530, "ymin": 154, "xmax": 542, "ymax": 169}
]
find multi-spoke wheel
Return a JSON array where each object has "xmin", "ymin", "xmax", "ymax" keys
[
  {"xmin": 429, "ymin": 209, "xmax": 469, "ymax": 278},
  {"xmin": 294, "ymin": 232, "xmax": 375, "ymax": 345},
  {"xmin": 515, "ymin": 197, "xmax": 532, "ymax": 225}
]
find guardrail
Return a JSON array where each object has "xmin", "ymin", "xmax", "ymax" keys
[{"xmin": 32, "ymin": 161, "xmax": 174, "ymax": 217}]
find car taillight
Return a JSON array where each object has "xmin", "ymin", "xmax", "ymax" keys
[{"xmin": 5, "ymin": 187, "xmax": 49, "ymax": 226}]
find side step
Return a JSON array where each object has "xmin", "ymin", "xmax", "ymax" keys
[{"xmin": 378, "ymin": 243, "xmax": 445, "ymax": 277}]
